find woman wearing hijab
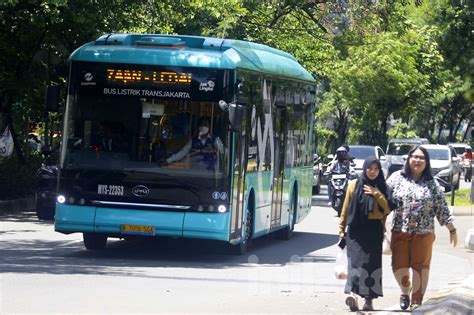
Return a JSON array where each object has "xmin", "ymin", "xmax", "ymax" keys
[{"xmin": 338, "ymin": 156, "xmax": 392, "ymax": 311}]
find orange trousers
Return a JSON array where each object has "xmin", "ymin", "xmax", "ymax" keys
[{"xmin": 391, "ymin": 230, "xmax": 435, "ymax": 304}]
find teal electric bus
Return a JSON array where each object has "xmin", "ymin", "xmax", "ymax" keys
[{"xmin": 52, "ymin": 34, "xmax": 316, "ymax": 254}]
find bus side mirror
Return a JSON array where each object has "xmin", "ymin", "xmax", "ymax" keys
[
  {"xmin": 45, "ymin": 85, "xmax": 60, "ymax": 112},
  {"xmin": 219, "ymin": 100, "xmax": 244, "ymax": 133},
  {"xmin": 229, "ymin": 103, "xmax": 244, "ymax": 132}
]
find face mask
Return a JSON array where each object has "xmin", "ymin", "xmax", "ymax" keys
[{"xmin": 199, "ymin": 126, "xmax": 209, "ymax": 136}]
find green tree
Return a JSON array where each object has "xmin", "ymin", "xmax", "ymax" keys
[
  {"xmin": 410, "ymin": 0, "xmax": 473, "ymax": 142},
  {"xmin": 0, "ymin": 0, "xmax": 204, "ymax": 162}
]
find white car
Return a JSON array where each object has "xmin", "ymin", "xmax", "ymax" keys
[
  {"xmin": 348, "ymin": 145, "xmax": 388, "ymax": 178},
  {"xmin": 421, "ymin": 144, "xmax": 461, "ymax": 192}
]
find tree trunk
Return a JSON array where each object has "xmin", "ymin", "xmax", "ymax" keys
[
  {"xmin": 3, "ymin": 94, "xmax": 26, "ymax": 164},
  {"xmin": 436, "ymin": 112, "xmax": 447, "ymax": 143},
  {"xmin": 453, "ymin": 112, "xmax": 468, "ymax": 142},
  {"xmin": 463, "ymin": 121, "xmax": 472, "ymax": 141},
  {"xmin": 380, "ymin": 115, "xmax": 389, "ymax": 148},
  {"xmin": 336, "ymin": 108, "xmax": 348, "ymax": 146}
]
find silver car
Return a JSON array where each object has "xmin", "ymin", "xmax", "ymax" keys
[
  {"xmin": 421, "ymin": 144, "xmax": 461, "ymax": 192},
  {"xmin": 386, "ymin": 138, "xmax": 429, "ymax": 178}
]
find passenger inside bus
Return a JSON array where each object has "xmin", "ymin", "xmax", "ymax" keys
[{"xmin": 159, "ymin": 116, "xmax": 224, "ymax": 170}]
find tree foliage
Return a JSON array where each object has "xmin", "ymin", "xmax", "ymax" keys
[
  {"xmin": 0, "ymin": 0, "xmax": 472, "ymax": 165},
  {"xmin": 417, "ymin": 0, "xmax": 474, "ymax": 142}
]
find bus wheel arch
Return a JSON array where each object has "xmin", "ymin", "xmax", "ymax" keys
[
  {"xmin": 291, "ymin": 182, "xmax": 298, "ymax": 225},
  {"xmin": 289, "ymin": 181, "xmax": 298, "ymax": 227},
  {"xmin": 230, "ymin": 189, "xmax": 255, "ymax": 255},
  {"xmin": 276, "ymin": 182, "xmax": 297, "ymax": 240}
]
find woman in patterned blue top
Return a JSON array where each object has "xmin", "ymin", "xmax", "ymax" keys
[{"xmin": 386, "ymin": 145, "xmax": 458, "ymax": 311}]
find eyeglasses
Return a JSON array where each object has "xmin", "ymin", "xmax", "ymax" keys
[{"xmin": 411, "ymin": 155, "xmax": 426, "ymax": 161}]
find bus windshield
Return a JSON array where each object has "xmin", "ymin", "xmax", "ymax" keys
[{"xmin": 62, "ymin": 94, "xmax": 229, "ymax": 180}]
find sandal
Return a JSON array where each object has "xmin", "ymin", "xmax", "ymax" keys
[
  {"xmin": 400, "ymin": 294, "xmax": 410, "ymax": 310},
  {"xmin": 345, "ymin": 295, "xmax": 359, "ymax": 311}
]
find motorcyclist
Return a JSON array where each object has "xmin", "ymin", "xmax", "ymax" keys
[
  {"xmin": 331, "ymin": 146, "xmax": 352, "ymax": 170},
  {"xmin": 327, "ymin": 145, "xmax": 355, "ymax": 204},
  {"xmin": 327, "ymin": 145, "xmax": 353, "ymax": 171},
  {"xmin": 463, "ymin": 146, "xmax": 472, "ymax": 161},
  {"xmin": 463, "ymin": 146, "xmax": 472, "ymax": 182}
]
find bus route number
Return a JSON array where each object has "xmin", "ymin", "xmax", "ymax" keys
[{"xmin": 98, "ymin": 184, "xmax": 124, "ymax": 196}]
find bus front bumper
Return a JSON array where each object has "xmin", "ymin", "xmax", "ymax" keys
[{"xmin": 54, "ymin": 203, "xmax": 230, "ymax": 241}]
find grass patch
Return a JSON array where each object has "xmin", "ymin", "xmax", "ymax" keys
[{"xmin": 445, "ymin": 188, "xmax": 473, "ymax": 206}]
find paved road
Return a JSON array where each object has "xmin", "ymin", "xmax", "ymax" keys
[{"xmin": 0, "ymin": 188, "xmax": 472, "ymax": 314}]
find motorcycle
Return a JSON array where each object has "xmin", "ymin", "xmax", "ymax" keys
[{"xmin": 327, "ymin": 162, "xmax": 358, "ymax": 217}]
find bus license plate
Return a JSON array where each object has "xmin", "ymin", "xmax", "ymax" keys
[{"xmin": 120, "ymin": 224, "xmax": 155, "ymax": 236}]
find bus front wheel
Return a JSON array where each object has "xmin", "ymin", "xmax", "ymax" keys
[
  {"xmin": 230, "ymin": 207, "xmax": 253, "ymax": 255},
  {"xmin": 83, "ymin": 233, "xmax": 107, "ymax": 250}
]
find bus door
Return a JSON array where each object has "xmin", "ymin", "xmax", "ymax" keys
[
  {"xmin": 271, "ymin": 108, "xmax": 286, "ymax": 228},
  {"xmin": 229, "ymin": 113, "xmax": 247, "ymax": 241}
]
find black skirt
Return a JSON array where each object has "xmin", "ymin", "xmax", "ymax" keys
[{"xmin": 344, "ymin": 219, "xmax": 384, "ymax": 298}]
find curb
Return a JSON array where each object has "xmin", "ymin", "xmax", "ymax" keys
[
  {"xmin": 448, "ymin": 206, "xmax": 474, "ymax": 250},
  {"xmin": 0, "ymin": 197, "xmax": 35, "ymax": 215},
  {"xmin": 449, "ymin": 205, "xmax": 473, "ymax": 217},
  {"xmin": 413, "ymin": 274, "xmax": 474, "ymax": 315},
  {"xmin": 465, "ymin": 228, "xmax": 474, "ymax": 250}
]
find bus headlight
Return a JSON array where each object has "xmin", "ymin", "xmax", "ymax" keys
[
  {"xmin": 57, "ymin": 195, "xmax": 66, "ymax": 204},
  {"xmin": 218, "ymin": 205, "xmax": 227, "ymax": 213}
]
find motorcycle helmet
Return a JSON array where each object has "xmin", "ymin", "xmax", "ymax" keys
[{"xmin": 336, "ymin": 146, "xmax": 348, "ymax": 161}]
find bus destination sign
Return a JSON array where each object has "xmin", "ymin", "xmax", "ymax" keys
[
  {"xmin": 107, "ymin": 69, "xmax": 192, "ymax": 85},
  {"xmin": 76, "ymin": 62, "xmax": 229, "ymax": 101}
]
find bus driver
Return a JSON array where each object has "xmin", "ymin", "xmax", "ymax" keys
[{"xmin": 159, "ymin": 117, "xmax": 224, "ymax": 170}]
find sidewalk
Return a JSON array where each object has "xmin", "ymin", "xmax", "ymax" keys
[{"xmin": 450, "ymin": 205, "xmax": 474, "ymax": 216}]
